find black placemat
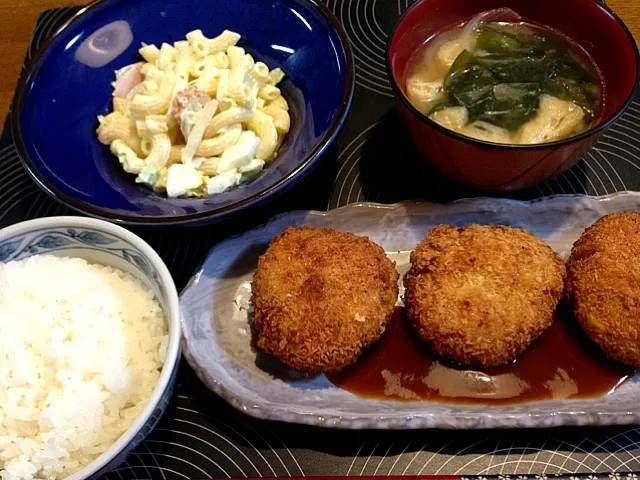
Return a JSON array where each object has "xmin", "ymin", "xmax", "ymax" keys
[{"xmin": 4, "ymin": 5, "xmax": 640, "ymax": 479}]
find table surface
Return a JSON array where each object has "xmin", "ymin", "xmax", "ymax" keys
[{"xmin": 0, "ymin": 0, "xmax": 638, "ymax": 126}]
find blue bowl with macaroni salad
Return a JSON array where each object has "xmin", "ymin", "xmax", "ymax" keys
[{"xmin": 13, "ymin": 0, "xmax": 354, "ymax": 225}]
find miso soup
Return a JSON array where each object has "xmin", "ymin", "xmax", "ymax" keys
[{"xmin": 404, "ymin": 8, "xmax": 603, "ymax": 145}]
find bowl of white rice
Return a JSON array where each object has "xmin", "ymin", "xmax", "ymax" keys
[{"xmin": 0, "ymin": 216, "xmax": 180, "ymax": 480}]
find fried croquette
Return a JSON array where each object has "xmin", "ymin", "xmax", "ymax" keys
[
  {"xmin": 566, "ymin": 212, "xmax": 640, "ymax": 368},
  {"xmin": 252, "ymin": 226, "xmax": 399, "ymax": 373},
  {"xmin": 406, "ymin": 224, "xmax": 566, "ymax": 368}
]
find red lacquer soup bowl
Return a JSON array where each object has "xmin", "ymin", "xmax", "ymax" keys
[{"xmin": 387, "ymin": 0, "xmax": 640, "ymax": 192}]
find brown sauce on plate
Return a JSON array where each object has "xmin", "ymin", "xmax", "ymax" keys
[{"xmin": 327, "ymin": 308, "xmax": 632, "ymax": 404}]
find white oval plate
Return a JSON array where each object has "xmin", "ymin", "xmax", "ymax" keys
[{"xmin": 181, "ymin": 192, "xmax": 640, "ymax": 429}]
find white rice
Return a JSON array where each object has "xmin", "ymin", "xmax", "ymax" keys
[{"xmin": 0, "ymin": 254, "xmax": 168, "ymax": 480}]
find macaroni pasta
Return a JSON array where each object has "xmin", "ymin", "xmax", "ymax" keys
[{"xmin": 96, "ymin": 29, "xmax": 291, "ymax": 198}]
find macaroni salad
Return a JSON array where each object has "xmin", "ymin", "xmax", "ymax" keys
[{"xmin": 96, "ymin": 29, "xmax": 290, "ymax": 198}]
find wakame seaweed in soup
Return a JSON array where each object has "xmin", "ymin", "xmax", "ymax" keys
[{"xmin": 405, "ymin": 10, "xmax": 603, "ymax": 145}]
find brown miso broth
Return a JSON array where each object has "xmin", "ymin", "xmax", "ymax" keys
[{"xmin": 404, "ymin": 9, "xmax": 604, "ymax": 145}]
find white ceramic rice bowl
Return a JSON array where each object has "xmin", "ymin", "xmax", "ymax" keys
[{"xmin": 0, "ymin": 216, "xmax": 180, "ymax": 479}]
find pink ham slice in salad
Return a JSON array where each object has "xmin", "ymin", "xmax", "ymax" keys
[
  {"xmin": 170, "ymin": 85, "xmax": 211, "ymax": 138},
  {"xmin": 112, "ymin": 62, "xmax": 144, "ymax": 98}
]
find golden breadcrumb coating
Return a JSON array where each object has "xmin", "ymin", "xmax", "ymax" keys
[
  {"xmin": 252, "ymin": 226, "xmax": 399, "ymax": 373},
  {"xmin": 566, "ymin": 212, "xmax": 640, "ymax": 367},
  {"xmin": 406, "ymin": 224, "xmax": 566, "ymax": 368}
]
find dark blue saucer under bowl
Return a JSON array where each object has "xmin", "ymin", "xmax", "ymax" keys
[{"xmin": 13, "ymin": 0, "xmax": 354, "ymax": 226}]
